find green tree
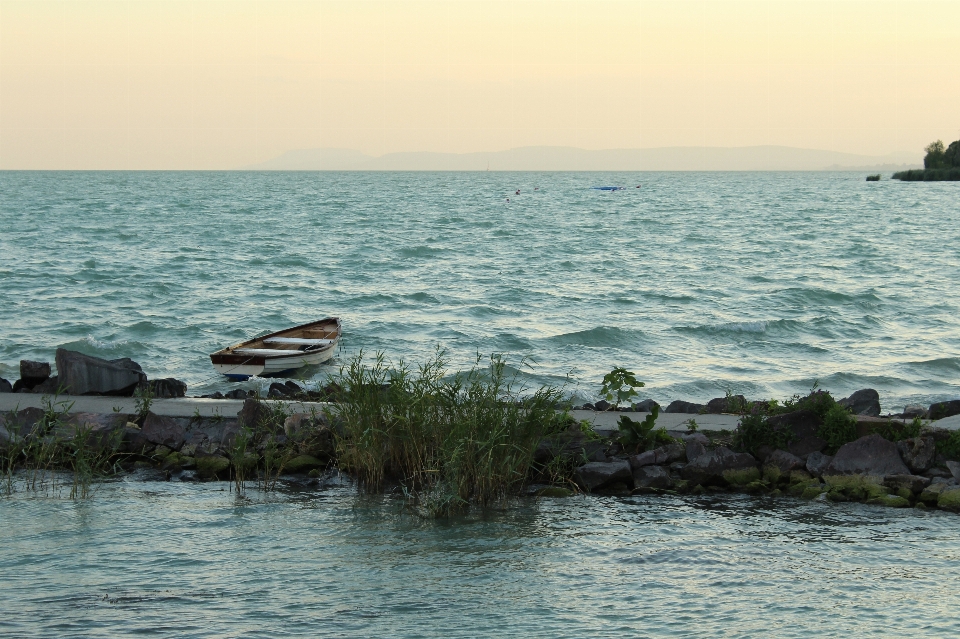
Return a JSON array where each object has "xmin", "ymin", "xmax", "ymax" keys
[{"xmin": 924, "ymin": 140, "xmax": 946, "ymax": 169}]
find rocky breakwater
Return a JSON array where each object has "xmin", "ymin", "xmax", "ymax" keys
[
  {"xmin": 0, "ymin": 349, "xmax": 188, "ymax": 398},
  {"xmin": 531, "ymin": 388, "xmax": 960, "ymax": 513}
]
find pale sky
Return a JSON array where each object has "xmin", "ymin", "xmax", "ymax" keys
[{"xmin": 1, "ymin": 0, "xmax": 958, "ymax": 169}]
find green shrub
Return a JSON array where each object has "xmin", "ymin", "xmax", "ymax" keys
[
  {"xmin": 599, "ymin": 367, "xmax": 644, "ymax": 409},
  {"xmin": 617, "ymin": 406, "xmax": 674, "ymax": 453},
  {"xmin": 733, "ymin": 413, "xmax": 792, "ymax": 456},
  {"xmin": 938, "ymin": 430, "xmax": 960, "ymax": 461},
  {"xmin": 818, "ymin": 404, "xmax": 857, "ymax": 454}
]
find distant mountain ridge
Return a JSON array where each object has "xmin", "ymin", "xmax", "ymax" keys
[{"xmin": 242, "ymin": 145, "xmax": 920, "ymax": 171}]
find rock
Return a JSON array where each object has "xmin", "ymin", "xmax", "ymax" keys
[
  {"xmin": 141, "ymin": 412, "xmax": 186, "ymax": 450},
  {"xmin": 937, "ymin": 486, "xmax": 960, "ymax": 511},
  {"xmin": 284, "ymin": 454, "xmax": 325, "ymax": 474},
  {"xmin": 11, "ymin": 407, "xmax": 46, "ymax": 437},
  {"xmin": 19, "ymin": 360, "xmax": 51, "ymax": 388},
  {"xmin": 195, "ymin": 453, "xmax": 231, "ymax": 480},
  {"xmin": 224, "ymin": 389, "xmax": 250, "ymax": 400},
  {"xmin": 685, "ymin": 440, "xmax": 707, "ymax": 463},
  {"xmin": 766, "ymin": 410, "xmax": 826, "ymax": 458},
  {"xmin": 633, "ymin": 465, "xmax": 673, "ymax": 489},
  {"xmin": 627, "ymin": 443, "xmax": 685, "ymax": 469},
  {"xmin": 764, "ymin": 449, "xmax": 805, "ymax": 474},
  {"xmin": 238, "ymin": 398, "xmax": 272, "ymax": 430},
  {"xmin": 919, "ymin": 482, "xmax": 952, "ymax": 506},
  {"xmin": 823, "ymin": 434, "xmax": 910, "ymax": 477},
  {"xmin": 631, "ymin": 399, "xmax": 660, "ymax": 412},
  {"xmin": 55, "ymin": 348, "xmax": 147, "ymax": 396},
  {"xmin": 901, "ymin": 404, "xmax": 927, "ymax": 419},
  {"xmin": 706, "ymin": 395, "xmax": 746, "ymax": 414},
  {"xmin": 581, "ymin": 403, "xmax": 595, "ymax": 411},
  {"xmin": 681, "ymin": 446, "xmax": 757, "ymax": 486},
  {"xmin": 150, "ymin": 378, "xmax": 187, "ymax": 398},
  {"xmin": 723, "ymin": 466, "xmax": 761, "ymax": 487},
  {"xmin": 928, "ymin": 400, "xmax": 960, "ymax": 421},
  {"xmin": 896, "ymin": 437, "xmax": 936, "ymax": 473},
  {"xmin": 534, "ymin": 424, "xmax": 607, "ymax": 466},
  {"xmin": 883, "ymin": 474, "xmax": 930, "ymax": 494},
  {"xmin": 922, "ymin": 467, "xmax": 952, "ymax": 479},
  {"xmin": 0, "ymin": 378, "xmax": 12, "ymax": 393},
  {"xmin": 574, "ymin": 460, "xmax": 632, "ymax": 492},
  {"xmin": 594, "ymin": 399, "xmax": 612, "ymax": 412},
  {"xmin": 946, "ymin": 460, "xmax": 960, "ymax": 482},
  {"xmin": 664, "ymin": 400, "xmax": 704, "ymax": 414},
  {"xmin": 268, "ymin": 382, "xmax": 291, "ymax": 398},
  {"xmin": 838, "ymin": 389, "xmax": 881, "ymax": 416},
  {"xmin": 283, "ymin": 381, "xmax": 302, "ymax": 395},
  {"xmin": 30, "ymin": 376, "xmax": 60, "ymax": 395},
  {"xmin": 805, "ymin": 451, "xmax": 833, "ymax": 477}
]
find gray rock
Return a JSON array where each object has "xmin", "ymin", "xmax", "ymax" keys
[
  {"xmin": 628, "ymin": 443, "xmax": 685, "ymax": 469},
  {"xmin": 283, "ymin": 381, "xmax": 302, "ymax": 395},
  {"xmin": 685, "ymin": 440, "xmax": 707, "ymax": 463},
  {"xmin": 150, "ymin": 378, "xmax": 187, "ymax": 398},
  {"xmin": 54, "ymin": 412, "xmax": 130, "ymax": 452},
  {"xmin": 0, "ymin": 378, "xmax": 11, "ymax": 393},
  {"xmin": 664, "ymin": 400, "xmax": 705, "ymax": 414},
  {"xmin": 929, "ymin": 400, "xmax": 960, "ymax": 421},
  {"xmin": 55, "ymin": 348, "xmax": 146, "ymax": 396},
  {"xmin": 681, "ymin": 446, "xmax": 757, "ymax": 486},
  {"xmin": 823, "ymin": 434, "xmax": 910, "ymax": 477},
  {"xmin": 946, "ymin": 461, "xmax": 960, "ymax": 482},
  {"xmin": 141, "ymin": 412, "xmax": 187, "ymax": 450},
  {"xmin": 883, "ymin": 474, "xmax": 930, "ymax": 494},
  {"xmin": 268, "ymin": 382, "xmax": 291, "ymax": 398},
  {"xmin": 766, "ymin": 410, "xmax": 826, "ymax": 458},
  {"xmin": 594, "ymin": 399, "xmax": 612, "ymax": 412},
  {"xmin": 574, "ymin": 460, "xmax": 633, "ymax": 492},
  {"xmin": 901, "ymin": 404, "xmax": 927, "ymax": 419},
  {"xmin": 30, "ymin": 376, "xmax": 60, "ymax": 395},
  {"xmin": 922, "ymin": 467, "xmax": 952, "ymax": 479},
  {"xmin": 896, "ymin": 437, "xmax": 936, "ymax": 473},
  {"xmin": 805, "ymin": 451, "xmax": 833, "ymax": 477},
  {"xmin": 764, "ymin": 449, "xmax": 806, "ymax": 474},
  {"xmin": 631, "ymin": 399, "xmax": 660, "ymax": 412},
  {"xmin": 633, "ymin": 465, "xmax": 672, "ymax": 489},
  {"xmin": 838, "ymin": 389, "xmax": 881, "ymax": 416},
  {"xmin": 706, "ymin": 395, "xmax": 746, "ymax": 414},
  {"xmin": 19, "ymin": 360, "xmax": 51, "ymax": 387},
  {"xmin": 669, "ymin": 431, "xmax": 710, "ymax": 444},
  {"xmin": 534, "ymin": 424, "xmax": 607, "ymax": 465}
]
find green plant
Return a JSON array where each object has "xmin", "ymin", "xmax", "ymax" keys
[
  {"xmin": 733, "ymin": 413, "xmax": 792, "ymax": 457},
  {"xmin": 938, "ymin": 430, "xmax": 960, "ymax": 460},
  {"xmin": 599, "ymin": 367, "xmax": 643, "ymax": 409},
  {"xmin": 818, "ymin": 404, "xmax": 857, "ymax": 454},
  {"xmin": 133, "ymin": 383, "xmax": 154, "ymax": 422},
  {"xmin": 617, "ymin": 406, "xmax": 673, "ymax": 453},
  {"xmin": 687, "ymin": 419, "xmax": 699, "ymax": 432}
]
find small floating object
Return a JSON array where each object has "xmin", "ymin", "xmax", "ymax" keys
[
  {"xmin": 866, "ymin": 174, "xmax": 881, "ymax": 181},
  {"xmin": 592, "ymin": 186, "xmax": 624, "ymax": 191},
  {"xmin": 210, "ymin": 317, "xmax": 341, "ymax": 380},
  {"xmin": 515, "ymin": 189, "xmax": 520, "ymax": 195}
]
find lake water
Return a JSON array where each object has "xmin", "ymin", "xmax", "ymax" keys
[
  {"xmin": 1, "ymin": 171, "xmax": 958, "ymax": 408},
  {"xmin": 1, "ymin": 479, "xmax": 959, "ymax": 638}
]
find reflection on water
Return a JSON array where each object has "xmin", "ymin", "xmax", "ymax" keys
[{"xmin": 1, "ymin": 480, "xmax": 959, "ymax": 638}]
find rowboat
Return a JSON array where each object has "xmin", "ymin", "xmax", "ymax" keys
[{"xmin": 209, "ymin": 317, "xmax": 341, "ymax": 380}]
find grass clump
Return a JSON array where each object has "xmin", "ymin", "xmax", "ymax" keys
[{"xmin": 332, "ymin": 349, "xmax": 567, "ymax": 516}]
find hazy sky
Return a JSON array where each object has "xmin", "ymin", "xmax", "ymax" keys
[{"xmin": 2, "ymin": 0, "xmax": 959, "ymax": 169}]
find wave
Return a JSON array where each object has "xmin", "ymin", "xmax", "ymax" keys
[
  {"xmin": 545, "ymin": 326, "xmax": 645, "ymax": 348},
  {"xmin": 398, "ymin": 245, "xmax": 443, "ymax": 259}
]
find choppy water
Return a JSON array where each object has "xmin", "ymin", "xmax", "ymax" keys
[
  {"xmin": 1, "ymin": 171, "xmax": 958, "ymax": 409},
  {"xmin": 1, "ymin": 481, "xmax": 959, "ymax": 638}
]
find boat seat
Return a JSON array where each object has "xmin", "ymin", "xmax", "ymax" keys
[
  {"xmin": 233, "ymin": 348, "xmax": 306, "ymax": 357},
  {"xmin": 263, "ymin": 337, "xmax": 334, "ymax": 346}
]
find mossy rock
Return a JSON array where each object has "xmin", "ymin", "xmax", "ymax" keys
[
  {"xmin": 691, "ymin": 484, "xmax": 707, "ymax": 495},
  {"xmin": 826, "ymin": 489, "xmax": 848, "ymax": 502},
  {"xmin": 196, "ymin": 455, "xmax": 230, "ymax": 479},
  {"xmin": 673, "ymin": 480, "xmax": 690, "ymax": 493},
  {"xmin": 914, "ymin": 502, "xmax": 928, "ymax": 510},
  {"xmin": 770, "ymin": 488, "xmax": 782, "ymax": 497},
  {"xmin": 537, "ymin": 486, "xmax": 575, "ymax": 498},
  {"xmin": 919, "ymin": 483, "xmax": 950, "ymax": 506},
  {"xmin": 741, "ymin": 480, "xmax": 769, "ymax": 494},
  {"xmin": 283, "ymin": 454, "xmax": 324, "ymax": 474},
  {"xmin": 762, "ymin": 465, "xmax": 782, "ymax": 484},
  {"xmin": 823, "ymin": 475, "xmax": 888, "ymax": 502},
  {"xmin": 801, "ymin": 485, "xmax": 823, "ymax": 500},
  {"xmin": 937, "ymin": 487, "xmax": 960, "ymax": 512},
  {"xmin": 723, "ymin": 467, "xmax": 761, "ymax": 487},
  {"xmin": 234, "ymin": 453, "xmax": 259, "ymax": 474},
  {"xmin": 160, "ymin": 452, "xmax": 196, "ymax": 471},
  {"xmin": 307, "ymin": 468, "xmax": 323, "ymax": 479},
  {"xmin": 896, "ymin": 487, "xmax": 913, "ymax": 501},
  {"xmin": 132, "ymin": 460, "xmax": 154, "ymax": 470},
  {"xmin": 867, "ymin": 494, "xmax": 911, "ymax": 508},
  {"xmin": 788, "ymin": 470, "xmax": 812, "ymax": 484}
]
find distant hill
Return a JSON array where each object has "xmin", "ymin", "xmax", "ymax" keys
[{"xmin": 241, "ymin": 145, "xmax": 920, "ymax": 172}]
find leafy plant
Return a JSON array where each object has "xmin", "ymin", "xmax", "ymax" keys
[
  {"xmin": 733, "ymin": 413, "xmax": 792, "ymax": 456},
  {"xmin": 818, "ymin": 404, "xmax": 857, "ymax": 454},
  {"xmin": 133, "ymin": 383, "xmax": 154, "ymax": 423},
  {"xmin": 937, "ymin": 430, "xmax": 960, "ymax": 461},
  {"xmin": 599, "ymin": 367, "xmax": 644, "ymax": 409},
  {"xmin": 617, "ymin": 406, "xmax": 672, "ymax": 453}
]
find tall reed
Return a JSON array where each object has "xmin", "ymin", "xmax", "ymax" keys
[{"xmin": 332, "ymin": 350, "xmax": 567, "ymax": 515}]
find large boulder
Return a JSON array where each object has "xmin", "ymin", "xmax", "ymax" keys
[
  {"xmin": 764, "ymin": 410, "xmax": 826, "ymax": 458},
  {"xmin": 19, "ymin": 360, "xmax": 51, "ymax": 388},
  {"xmin": 929, "ymin": 400, "xmax": 960, "ymax": 421},
  {"xmin": 838, "ymin": 389, "xmax": 881, "ymax": 416},
  {"xmin": 149, "ymin": 378, "xmax": 187, "ymax": 398},
  {"xmin": 55, "ymin": 349, "xmax": 146, "ymax": 396},
  {"xmin": 823, "ymin": 434, "xmax": 909, "ymax": 477},
  {"xmin": 681, "ymin": 446, "xmax": 757, "ymax": 486},
  {"xmin": 633, "ymin": 465, "xmax": 672, "ymax": 489},
  {"xmin": 30, "ymin": 376, "xmax": 60, "ymax": 395},
  {"xmin": 628, "ymin": 443, "xmax": 685, "ymax": 469},
  {"xmin": 0, "ymin": 378, "xmax": 11, "ymax": 393},
  {"xmin": 706, "ymin": 395, "xmax": 746, "ymax": 414},
  {"xmin": 805, "ymin": 451, "xmax": 833, "ymax": 477},
  {"xmin": 574, "ymin": 460, "xmax": 632, "ymax": 492},
  {"xmin": 945, "ymin": 461, "xmax": 960, "ymax": 482},
  {"xmin": 141, "ymin": 413, "xmax": 187, "ymax": 450},
  {"xmin": 664, "ymin": 400, "xmax": 704, "ymax": 414},
  {"xmin": 763, "ymin": 449, "xmax": 805, "ymax": 474},
  {"xmin": 54, "ymin": 412, "xmax": 131, "ymax": 452},
  {"xmin": 631, "ymin": 399, "xmax": 660, "ymax": 412},
  {"xmin": 896, "ymin": 437, "xmax": 936, "ymax": 473},
  {"xmin": 882, "ymin": 474, "xmax": 930, "ymax": 495}
]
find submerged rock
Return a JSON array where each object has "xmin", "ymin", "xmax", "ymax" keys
[
  {"xmin": 574, "ymin": 460, "xmax": 632, "ymax": 492},
  {"xmin": 55, "ymin": 348, "xmax": 146, "ymax": 396},
  {"xmin": 896, "ymin": 437, "xmax": 936, "ymax": 473},
  {"xmin": 838, "ymin": 389, "xmax": 881, "ymax": 416},
  {"xmin": 823, "ymin": 434, "xmax": 909, "ymax": 477}
]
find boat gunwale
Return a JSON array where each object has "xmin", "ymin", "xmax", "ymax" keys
[{"xmin": 209, "ymin": 317, "xmax": 341, "ymax": 360}]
